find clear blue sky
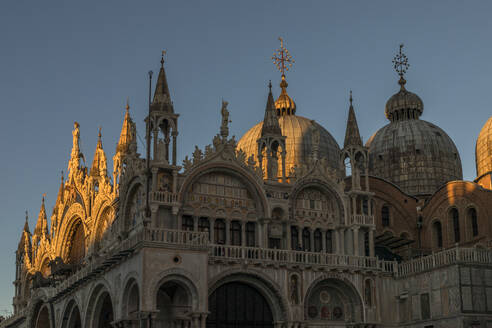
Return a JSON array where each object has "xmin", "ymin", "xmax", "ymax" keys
[{"xmin": 1, "ymin": 0, "xmax": 491, "ymax": 314}]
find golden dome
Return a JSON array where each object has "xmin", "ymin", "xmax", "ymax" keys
[
  {"xmin": 476, "ymin": 116, "xmax": 492, "ymax": 177},
  {"xmin": 275, "ymin": 75, "xmax": 296, "ymax": 116},
  {"xmin": 237, "ymin": 115, "xmax": 340, "ymax": 176}
]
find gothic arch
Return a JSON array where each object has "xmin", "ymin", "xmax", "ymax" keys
[
  {"xmin": 304, "ymin": 277, "xmax": 364, "ymax": 323},
  {"xmin": 208, "ymin": 269, "xmax": 289, "ymax": 322},
  {"xmin": 120, "ymin": 179, "xmax": 145, "ymax": 231},
  {"xmin": 92, "ymin": 205, "xmax": 114, "ymax": 250},
  {"xmin": 179, "ymin": 163, "xmax": 269, "ymax": 218},
  {"xmin": 56, "ymin": 202, "xmax": 86, "ymax": 257}
]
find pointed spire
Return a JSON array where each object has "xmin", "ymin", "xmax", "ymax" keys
[
  {"xmin": 90, "ymin": 127, "xmax": 108, "ymax": 177},
  {"xmin": 344, "ymin": 90, "xmax": 363, "ymax": 148},
  {"xmin": 151, "ymin": 51, "xmax": 174, "ymax": 113},
  {"xmin": 34, "ymin": 195, "xmax": 49, "ymax": 239},
  {"xmin": 23, "ymin": 210, "xmax": 30, "ymax": 234},
  {"xmin": 18, "ymin": 211, "xmax": 31, "ymax": 254},
  {"xmin": 116, "ymin": 99, "xmax": 136, "ymax": 155},
  {"xmin": 261, "ymin": 81, "xmax": 282, "ymax": 136},
  {"xmin": 55, "ymin": 171, "xmax": 65, "ymax": 207}
]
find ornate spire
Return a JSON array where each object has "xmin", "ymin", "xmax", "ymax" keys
[
  {"xmin": 151, "ymin": 51, "xmax": 174, "ymax": 113},
  {"xmin": 392, "ymin": 43, "xmax": 409, "ymax": 91},
  {"xmin": 90, "ymin": 127, "xmax": 108, "ymax": 177},
  {"xmin": 272, "ymin": 37, "xmax": 296, "ymax": 116},
  {"xmin": 33, "ymin": 195, "xmax": 49, "ymax": 240},
  {"xmin": 68, "ymin": 121, "xmax": 83, "ymax": 179},
  {"xmin": 344, "ymin": 90, "xmax": 363, "ymax": 148},
  {"xmin": 18, "ymin": 211, "xmax": 31, "ymax": 254},
  {"xmin": 261, "ymin": 81, "xmax": 282, "ymax": 136},
  {"xmin": 116, "ymin": 99, "xmax": 136, "ymax": 155}
]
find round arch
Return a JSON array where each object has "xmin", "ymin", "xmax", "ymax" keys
[
  {"xmin": 208, "ymin": 270, "xmax": 289, "ymax": 323},
  {"xmin": 61, "ymin": 299, "xmax": 82, "ymax": 328},
  {"xmin": 31, "ymin": 302, "xmax": 52, "ymax": 328},
  {"xmin": 84, "ymin": 282, "xmax": 115, "ymax": 328},
  {"xmin": 289, "ymin": 177, "xmax": 346, "ymax": 225},
  {"xmin": 179, "ymin": 163, "xmax": 269, "ymax": 219},
  {"xmin": 121, "ymin": 277, "xmax": 140, "ymax": 321},
  {"xmin": 304, "ymin": 277, "xmax": 364, "ymax": 324}
]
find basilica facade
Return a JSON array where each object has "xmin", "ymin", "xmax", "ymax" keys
[{"xmin": 2, "ymin": 43, "xmax": 492, "ymax": 328}]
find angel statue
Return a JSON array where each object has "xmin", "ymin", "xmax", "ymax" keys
[{"xmin": 220, "ymin": 100, "xmax": 230, "ymax": 138}]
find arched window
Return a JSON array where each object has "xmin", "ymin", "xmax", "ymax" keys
[
  {"xmin": 198, "ymin": 217, "xmax": 210, "ymax": 232},
  {"xmin": 291, "ymin": 226, "xmax": 299, "ymax": 250},
  {"xmin": 182, "ymin": 215, "xmax": 194, "ymax": 231},
  {"xmin": 314, "ymin": 229, "xmax": 322, "ymax": 252},
  {"xmin": 68, "ymin": 221, "xmax": 85, "ymax": 265},
  {"xmin": 214, "ymin": 219, "xmax": 226, "ymax": 245},
  {"xmin": 230, "ymin": 221, "xmax": 242, "ymax": 246},
  {"xmin": 326, "ymin": 230, "xmax": 333, "ymax": 253},
  {"xmin": 246, "ymin": 222, "xmax": 256, "ymax": 247},
  {"xmin": 381, "ymin": 206, "xmax": 390, "ymax": 227},
  {"xmin": 303, "ymin": 228, "xmax": 311, "ymax": 252},
  {"xmin": 468, "ymin": 208, "xmax": 479, "ymax": 238},
  {"xmin": 362, "ymin": 198, "xmax": 368, "ymax": 215},
  {"xmin": 433, "ymin": 220, "xmax": 443, "ymax": 248},
  {"xmin": 450, "ymin": 208, "xmax": 460, "ymax": 243},
  {"xmin": 364, "ymin": 279, "xmax": 373, "ymax": 306}
]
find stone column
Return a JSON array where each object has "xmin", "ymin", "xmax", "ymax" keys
[
  {"xmin": 298, "ymin": 227, "xmax": 303, "ymax": 250},
  {"xmin": 369, "ymin": 228, "xmax": 375, "ymax": 257},
  {"xmin": 286, "ymin": 223, "xmax": 292, "ymax": 250},
  {"xmin": 264, "ymin": 220, "xmax": 269, "ymax": 247},
  {"xmin": 193, "ymin": 216, "xmax": 198, "ymax": 231},
  {"xmin": 225, "ymin": 220, "xmax": 231, "ymax": 245},
  {"xmin": 310, "ymin": 229, "xmax": 315, "ymax": 252},
  {"xmin": 172, "ymin": 131, "xmax": 178, "ymax": 166},
  {"xmin": 172, "ymin": 170, "xmax": 178, "ymax": 194},
  {"xmin": 241, "ymin": 221, "xmax": 246, "ymax": 246},
  {"xmin": 322, "ymin": 229, "xmax": 327, "ymax": 252},
  {"xmin": 353, "ymin": 227, "xmax": 360, "ymax": 256},
  {"xmin": 281, "ymin": 150, "xmax": 286, "ymax": 182},
  {"xmin": 339, "ymin": 228, "xmax": 345, "ymax": 254},
  {"xmin": 152, "ymin": 129, "xmax": 159, "ymax": 160},
  {"xmin": 210, "ymin": 218, "xmax": 215, "ymax": 243},
  {"xmin": 151, "ymin": 167, "xmax": 158, "ymax": 193}
]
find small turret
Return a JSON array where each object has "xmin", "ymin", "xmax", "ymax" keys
[
  {"xmin": 257, "ymin": 82, "xmax": 287, "ymax": 181},
  {"xmin": 33, "ymin": 196, "xmax": 49, "ymax": 246},
  {"xmin": 151, "ymin": 52, "xmax": 174, "ymax": 113}
]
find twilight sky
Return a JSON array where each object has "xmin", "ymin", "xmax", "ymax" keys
[{"xmin": 1, "ymin": 0, "xmax": 491, "ymax": 314}]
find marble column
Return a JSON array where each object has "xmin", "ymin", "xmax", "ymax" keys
[
  {"xmin": 353, "ymin": 227, "xmax": 360, "ymax": 256},
  {"xmin": 369, "ymin": 228, "xmax": 375, "ymax": 257}
]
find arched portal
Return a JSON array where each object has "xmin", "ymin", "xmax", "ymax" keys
[
  {"xmin": 93, "ymin": 292, "xmax": 114, "ymax": 328},
  {"xmin": 305, "ymin": 278, "xmax": 363, "ymax": 324},
  {"xmin": 33, "ymin": 304, "xmax": 50, "ymax": 328},
  {"xmin": 207, "ymin": 282, "xmax": 274, "ymax": 328},
  {"xmin": 122, "ymin": 278, "xmax": 140, "ymax": 322},
  {"xmin": 156, "ymin": 281, "xmax": 192, "ymax": 327},
  {"xmin": 61, "ymin": 300, "xmax": 82, "ymax": 328}
]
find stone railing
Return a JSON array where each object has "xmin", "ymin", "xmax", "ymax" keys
[
  {"xmin": 349, "ymin": 214, "xmax": 374, "ymax": 226},
  {"xmin": 396, "ymin": 247, "xmax": 492, "ymax": 278},
  {"xmin": 210, "ymin": 245, "xmax": 385, "ymax": 271},
  {"xmin": 143, "ymin": 228, "xmax": 209, "ymax": 247},
  {"xmin": 151, "ymin": 191, "xmax": 178, "ymax": 204}
]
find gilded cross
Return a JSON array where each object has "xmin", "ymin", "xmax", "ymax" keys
[
  {"xmin": 272, "ymin": 37, "xmax": 294, "ymax": 75},
  {"xmin": 392, "ymin": 44, "xmax": 409, "ymax": 77}
]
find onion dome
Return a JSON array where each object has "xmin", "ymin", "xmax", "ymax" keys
[
  {"xmin": 275, "ymin": 75, "xmax": 296, "ymax": 116},
  {"xmin": 476, "ymin": 116, "xmax": 492, "ymax": 178},
  {"xmin": 367, "ymin": 45, "xmax": 462, "ymax": 196}
]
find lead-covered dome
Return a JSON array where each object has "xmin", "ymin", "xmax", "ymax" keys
[
  {"xmin": 476, "ymin": 116, "xmax": 492, "ymax": 178},
  {"xmin": 366, "ymin": 119, "xmax": 462, "ymax": 195},
  {"xmin": 238, "ymin": 115, "xmax": 341, "ymax": 175}
]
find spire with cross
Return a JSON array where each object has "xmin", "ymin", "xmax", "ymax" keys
[
  {"xmin": 392, "ymin": 44, "xmax": 410, "ymax": 90},
  {"xmin": 272, "ymin": 37, "xmax": 295, "ymax": 77}
]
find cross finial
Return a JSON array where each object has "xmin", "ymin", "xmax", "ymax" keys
[
  {"xmin": 272, "ymin": 37, "xmax": 294, "ymax": 76},
  {"xmin": 392, "ymin": 43, "xmax": 409, "ymax": 78}
]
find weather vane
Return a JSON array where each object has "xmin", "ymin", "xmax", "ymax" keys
[
  {"xmin": 272, "ymin": 37, "xmax": 294, "ymax": 76},
  {"xmin": 392, "ymin": 44, "xmax": 409, "ymax": 78}
]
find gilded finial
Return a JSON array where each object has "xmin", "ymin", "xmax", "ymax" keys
[
  {"xmin": 42, "ymin": 193, "xmax": 46, "ymax": 204},
  {"xmin": 25, "ymin": 210, "xmax": 28, "ymax": 222},
  {"xmin": 98, "ymin": 126, "xmax": 102, "ymax": 139},
  {"xmin": 161, "ymin": 50, "xmax": 166, "ymax": 67},
  {"xmin": 61, "ymin": 170, "xmax": 64, "ymax": 181},
  {"xmin": 272, "ymin": 37, "xmax": 294, "ymax": 76},
  {"xmin": 392, "ymin": 43, "xmax": 409, "ymax": 90},
  {"xmin": 125, "ymin": 97, "xmax": 130, "ymax": 111},
  {"xmin": 349, "ymin": 90, "xmax": 353, "ymax": 106}
]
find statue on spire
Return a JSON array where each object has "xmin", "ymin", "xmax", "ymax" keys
[{"xmin": 220, "ymin": 100, "xmax": 230, "ymax": 139}]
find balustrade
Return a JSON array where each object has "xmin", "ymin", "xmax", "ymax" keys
[
  {"xmin": 151, "ymin": 191, "xmax": 178, "ymax": 204},
  {"xmin": 350, "ymin": 214, "xmax": 374, "ymax": 226}
]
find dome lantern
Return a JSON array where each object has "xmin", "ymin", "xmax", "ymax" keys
[{"xmin": 385, "ymin": 44, "xmax": 424, "ymax": 122}]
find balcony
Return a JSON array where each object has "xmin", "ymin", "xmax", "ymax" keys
[
  {"xmin": 349, "ymin": 214, "xmax": 374, "ymax": 226},
  {"xmin": 210, "ymin": 244, "xmax": 388, "ymax": 272},
  {"xmin": 151, "ymin": 191, "xmax": 178, "ymax": 205}
]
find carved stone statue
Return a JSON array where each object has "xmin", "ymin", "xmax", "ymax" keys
[
  {"xmin": 220, "ymin": 100, "xmax": 230, "ymax": 138},
  {"xmin": 72, "ymin": 122, "xmax": 80, "ymax": 151},
  {"xmin": 290, "ymin": 275, "xmax": 299, "ymax": 304}
]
